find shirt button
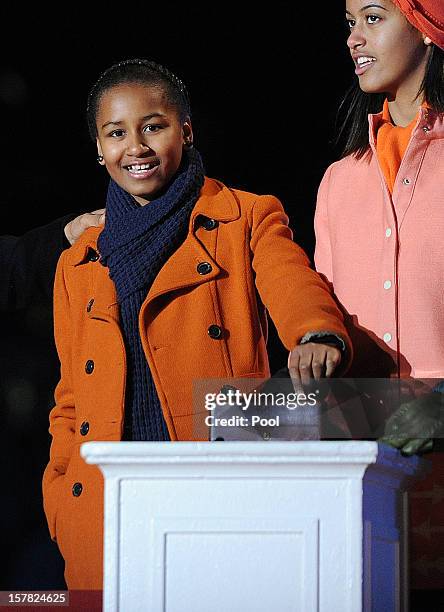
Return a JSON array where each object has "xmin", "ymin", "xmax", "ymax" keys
[
  {"xmin": 85, "ymin": 359, "xmax": 95, "ymax": 374},
  {"xmin": 383, "ymin": 280, "xmax": 392, "ymax": 290},
  {"xmin": 402, "ymin": 178, "xmax": 411, "ymax": 185},
  {"xmin": 383, "ymin": 333, "xmax": 392, "ymax": 343},
  {"xmin": 208, "ymin": 324, "xmax": 223, "ymax": 339},
  {"xmin": 72, "ymin": 482, "xmax": 83, "ymax": 497},
  {"xmin": 197, "ymin": 262, "xmax": 212, "ymax": 275},
  {"xmin": 385, "ymin": 228, "xmax": 392, "ymax": 238}
]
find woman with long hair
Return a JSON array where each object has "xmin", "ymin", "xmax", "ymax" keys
[{"xmin": 314, "ymin": 0, "xmax": 444, "ymax": 595}]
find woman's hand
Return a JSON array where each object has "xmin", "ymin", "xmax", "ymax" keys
[
  {"xmin": 64, "ymin": 209, "xmax": 106, "ymax": 245},
  {"xmin": 380, "ymin": 392, "xmax": 444, "ymax": 456},
  {"xmin": 288, "ymin": 342, "xmax": 341, "ymax": 391}
]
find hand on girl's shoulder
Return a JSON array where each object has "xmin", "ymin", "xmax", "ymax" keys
[{"xmin": 64, "ymin": 209, "xmax": 105, "ymax": 245}]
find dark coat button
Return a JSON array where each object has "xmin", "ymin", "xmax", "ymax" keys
[
  {"xmin": 208, "ymin": 325, "xmax": 223, "ymax": 339},
  {"xmin": 197, "ymin": 262, "xmax": 212, "ymax": 275},
  {"xmin": 80, "ymin": 421, "xmax": 90, "ymax": 436},
  {"xmin": 86, "ymin": 299, "xmax": 94, "ymax": 312},
  {"xmin": 202, "ymin": 217, "xmax": 218, "ymax": 231},
  {"xmin": 72, "ymin": 482, "xmax": 83, "ymax": 497},
  {"xmin": 85, "ymin": 360, "xmax": 95, "ymax": 374},
  {"xmin": 87, "ymin": 248, "xmax": 99, "ymax": 262}
]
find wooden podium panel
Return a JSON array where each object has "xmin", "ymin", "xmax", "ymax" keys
[{"xmin": 82, "ymin": 441, "xmax": 427, "ymax": 612}]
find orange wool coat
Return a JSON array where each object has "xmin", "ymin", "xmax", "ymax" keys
[{"xmin": 43, "ymin": 177, "xmax": 351, "ymax": 590}]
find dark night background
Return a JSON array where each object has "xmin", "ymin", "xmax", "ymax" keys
[{"xmin": 0, "ymin": 1, "xmax": 353, "ymax": 592}]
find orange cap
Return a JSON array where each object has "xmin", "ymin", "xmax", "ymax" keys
[{"xmin": 391, "ymin": 0, "xmax": 444, "ymax": 49}]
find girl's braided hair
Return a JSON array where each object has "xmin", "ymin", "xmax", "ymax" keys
[{"xmin": 87, "ymin": 58, "xmax": 191, "ymax": 140}]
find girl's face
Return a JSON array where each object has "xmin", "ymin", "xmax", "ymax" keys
[
  {"xmin": 96, "ymin": 83, "xmax": 192, "ymax": 206},
  {"xmin": 345, "ymin": 0, "xmax": 430, "ymax": 98}
]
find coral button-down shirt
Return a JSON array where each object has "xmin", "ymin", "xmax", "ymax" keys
[{"xmin": 314, "ymin": 107, "xmax": 444, "ymax": 378}]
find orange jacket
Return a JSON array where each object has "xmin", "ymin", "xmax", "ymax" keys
[{"xmin": 43, "ymin": 178, "xmax": 351, "ymax": 589}]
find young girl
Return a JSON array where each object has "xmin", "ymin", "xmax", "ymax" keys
[
  {"xmin": 43, "ymin": 59, "xmax": 351, "ymax": 590},
  {"xmin": 314, "ymin": 0, "xmax": 444, "ymax": 593}
]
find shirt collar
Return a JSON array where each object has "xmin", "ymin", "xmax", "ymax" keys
[{"xmin": 369, "ymin": 100, "xmax": 444, "ymax": 148}]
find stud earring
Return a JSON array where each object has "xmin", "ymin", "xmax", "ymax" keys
[
  {"xmin": 184, "ymin": 140, "xmax": 194, "ymax": 150},
  {"xmin": 424, "ymin": 36, "xmax": 432, "ymax": 46},
  {"xmin": 97, "ymin": 155, "xmax": 104, "ymax": 162}
]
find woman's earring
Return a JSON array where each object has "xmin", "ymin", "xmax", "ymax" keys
[
  {"xmin": 184, "ymin": 139, "xmax": 194, "ymax": 150},
  {"xmin": 424, "ymin": 36, "xmax": 432, "ymax": 46},
  {"xmin": 97, "ymin": 155, "xmax": 104, "ymax": 163}
]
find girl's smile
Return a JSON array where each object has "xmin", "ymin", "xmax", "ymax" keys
[
  {"xmin": 125, "ymin": 161, "xmax": 160, "ymax": 179},
  {"xmin": 353, "ymin": 53, "xmax": 377, "ymax": 75},
  {"xmin": 95, "ymin": 83, "xmax": 192, "ymax": 206}
]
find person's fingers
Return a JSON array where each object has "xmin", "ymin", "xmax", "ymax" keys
[
  {"xmin": 288, "ymin": 343, "xmax": 343, "ymax": 392},
  {"xmin": 299, "ymin": 352, "xmax": 313, "ymax": 387},
  {"xmin": 401, "ymin": 437, "xmax": 434, "ymax": 456},
  {"xmin": 88, "ymin": 212, "xmax": 103, "ymax": 227},
  {"xmin": 78, "ymin": 212, "xmax": 104, "ymax": 229},
  {"xmin": 78, "ymin": 214, "xmax": 91, "ymax": 229},
  {"xmin": 401, "ymin": 438, "xmax": 427, "ymax": 456},
  {"xmin": 325, "ymin": 347, "xmax": 341, "ymax": 377},
  {"xmin": 65, "ymin": 210, "xmax": 107, "ymax": 245},
  {"xmin": 382, "ymin": 435, "xmax": 434, "ymax": 456},
  {"xmin": 311, "ymin": 352, "xmax": 324, "ymax": 381},
  {"xmin": 288, "ymin": 353, "xmax": 304, "ymax": 394},
  {"xmin": 88, "ymin": 209, "xmax": 106, "ymax": 225},
  {"xmin": 381, "ymin": 435, "xmax": 410, "ymax": 449}
]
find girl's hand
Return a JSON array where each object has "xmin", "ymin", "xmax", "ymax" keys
[{"xmin": 288, "ymin": 342, "xmax": 341, "ymax": 391}]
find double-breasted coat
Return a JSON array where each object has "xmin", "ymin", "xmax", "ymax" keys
[{"xmin": 43, "ymin": 177, "xmax": 351, "ymax": 589}]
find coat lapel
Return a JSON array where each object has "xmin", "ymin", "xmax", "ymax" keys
[
  {"xmin": 68, "ymin": 228, "xmax": 119, "ymax": 321},
  {"xmin": 145, "ymin": 178, "xmax": 240, "ymax": 304},
  {"xmin": 67, "ymin": 178, "xmax": 241, "ymax": 312}
]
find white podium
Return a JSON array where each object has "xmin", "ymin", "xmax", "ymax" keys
[{"xmin": 81, "ymin": 441, "xmax": 427, "ymax": 612}]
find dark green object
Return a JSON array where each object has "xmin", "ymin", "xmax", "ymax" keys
[{"xmin": 380, "ymin": 391, "xmax": 444, "ymax": 456}]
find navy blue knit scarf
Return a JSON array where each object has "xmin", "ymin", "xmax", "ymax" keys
[{"xmin": 98, "ymin": 148, "xmax": 205, "ymax": 440}]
